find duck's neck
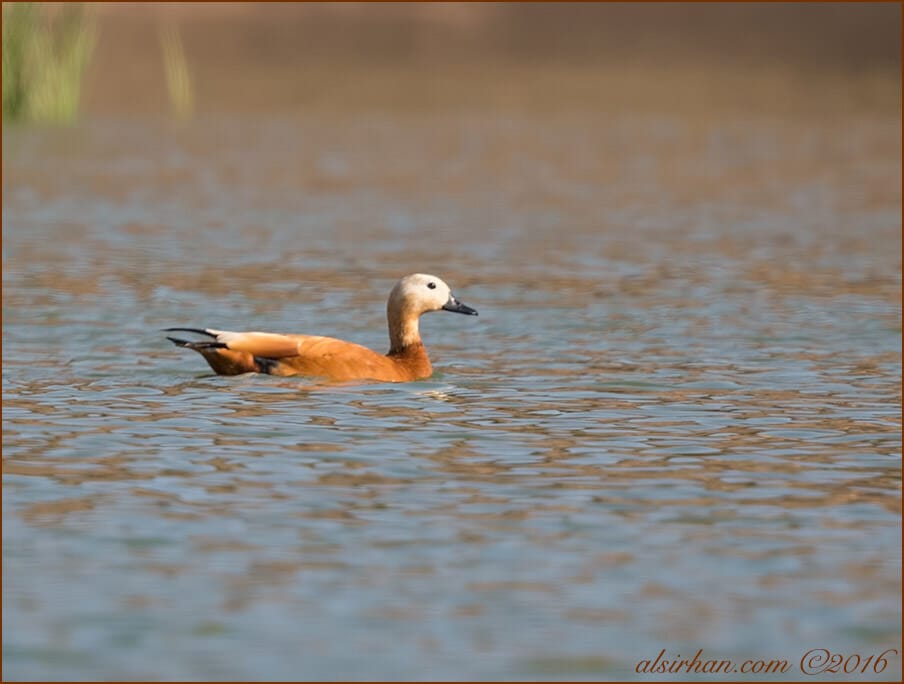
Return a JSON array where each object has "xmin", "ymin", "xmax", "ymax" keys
[
  {"xmin": 388, "ymin": 306, "xmax": 421, "ymax": 355},
  {"xmin": 387, "ymin": 313, "xmax": 432, "ymax": 377}
]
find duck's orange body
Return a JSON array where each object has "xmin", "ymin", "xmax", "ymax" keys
[{"xmin": 165, "ymin": 274, "xmax": 477, "ymax": 382}]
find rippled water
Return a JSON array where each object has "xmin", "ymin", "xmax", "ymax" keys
[{"xmin": 3, "ymin": 104, "xmax": 901, "ymax": 680}]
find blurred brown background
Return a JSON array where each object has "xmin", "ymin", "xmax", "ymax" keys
[{"xmin": 83, "ymin": 2, "xmax": 902, "ymax": 116}]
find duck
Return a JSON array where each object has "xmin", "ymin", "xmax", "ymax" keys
[{"xmin": 164, "ymin": 273, "xmax": 477, "ymax": 382}]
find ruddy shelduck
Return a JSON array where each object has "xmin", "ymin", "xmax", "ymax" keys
[{"xmin": 164, "ymin": 273, "xmax": 478, "ymax": 382}]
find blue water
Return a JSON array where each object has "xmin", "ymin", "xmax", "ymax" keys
[{"xmin": 3, "ymin": 110, "xmax": 901, "ymax": 681}]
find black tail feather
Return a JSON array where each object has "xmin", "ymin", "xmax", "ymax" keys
[
  {"xmin": 166, "ymin": 336, "xmax": 227, "ymax": 350},
  {"xmin": 162, "ymin": 327, "xmax": 217, "ymax": 338},
  {"xmin": 166, "ymin": 336, "xmax": 192, "ymax": 347}
]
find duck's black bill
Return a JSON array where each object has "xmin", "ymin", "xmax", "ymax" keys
[{"xmin": 443, "ymin": 297, "xmax": 478, "ymax": 316}]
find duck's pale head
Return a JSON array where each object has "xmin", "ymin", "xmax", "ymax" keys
[{"xmin": 389, "ymin": 273, "xmax": 478, "ymax": 318}]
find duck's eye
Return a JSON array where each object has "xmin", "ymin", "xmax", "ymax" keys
[{"xmin": 427, "ymin": 282, "xmax": 436, "ymax": 290}]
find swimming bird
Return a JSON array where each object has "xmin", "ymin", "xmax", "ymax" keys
[{"xmin": 164, "ymin": 273, "xmax": 477, "ymax": 382}]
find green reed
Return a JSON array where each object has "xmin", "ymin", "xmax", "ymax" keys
[{"xmin": 2, "ymin": 2, "xmax": 96, "ymax": 124}]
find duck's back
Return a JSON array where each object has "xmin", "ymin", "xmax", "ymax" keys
[
  {"xmin": 263, "ymin": 335, "xmax": 426, "ymax": 381},
  {"xmin": 207, "ymin": 331, "xmax": 431, "ymax": 382}
]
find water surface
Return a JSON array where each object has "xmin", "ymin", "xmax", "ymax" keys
[{"xmin": 3, "ymin": 100, "xmax": 901, "ymax": 680}]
